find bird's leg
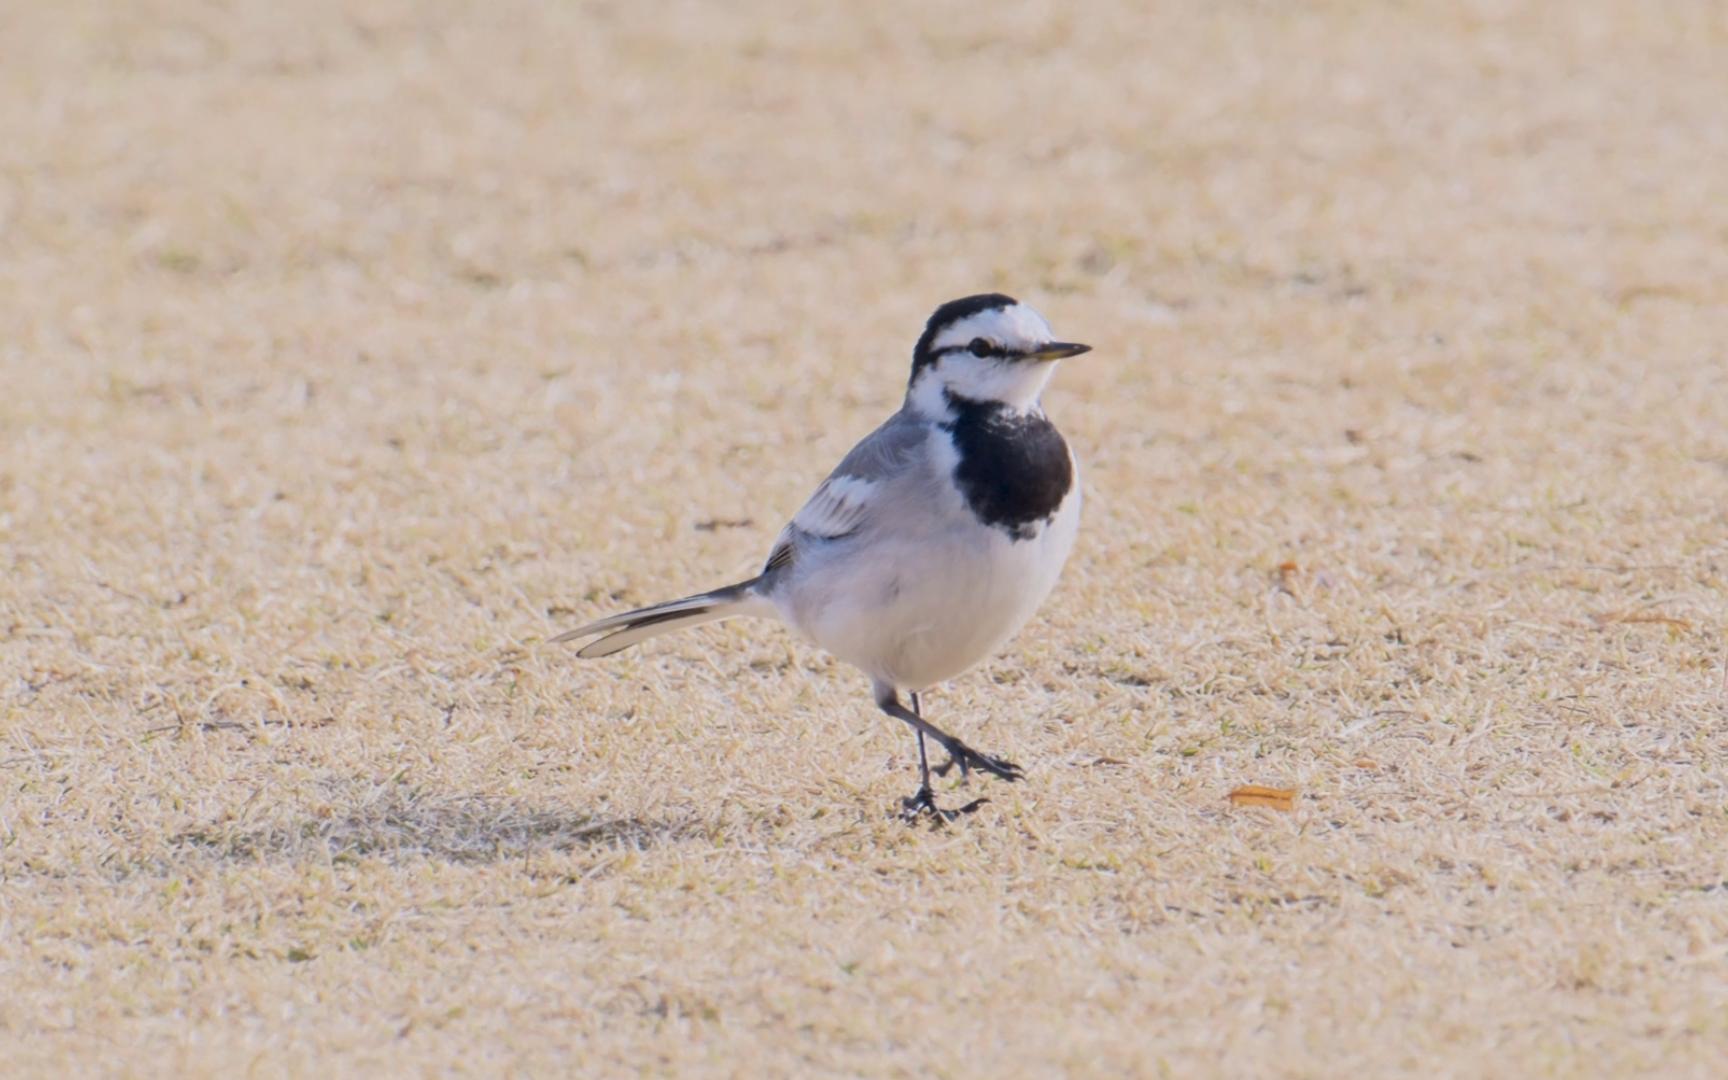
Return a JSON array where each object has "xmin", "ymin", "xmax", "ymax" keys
[
  {"xmin": 913, "ymin": 699, "xmax": 932, "ymax": 794},
  {"xmin": 889, "ymin": 690, "xmax": 1023, "ymax": 784},
  {"xmin": 900, "ymin": 720, "xmax": 947, "ymax": 821},
  {"xmin": 876, "ymin": 685, "xmax": 1020, "ymax": 822},
  {"xmin": 931, "ymin": 732, "xmax": 961, "ymax": 779}
]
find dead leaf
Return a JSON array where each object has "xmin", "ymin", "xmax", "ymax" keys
[
  {"xmin": 1228, "ymin": 784, "xmax": 1298, "ymax": 811},
  {"xmin": 1274, "ymin": 560, "xmax": 1300, "ymax": 596}
]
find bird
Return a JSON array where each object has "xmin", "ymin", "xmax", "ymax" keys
[{"xmin": 554, "ymin": 293, "xmax": 1091, "ymax": 820}]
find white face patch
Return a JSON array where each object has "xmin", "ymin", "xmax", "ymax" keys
[
  {"xmin": 927, "ymin": 303, "xmax": 1057, "ymax": 356},
  {"xmin": 908, "ymin": 302, "xmax": 1065, "ymax": 418},
  {"xmin": 908, "ymin": 357, "xmax": 1059, "ymax": 418}
]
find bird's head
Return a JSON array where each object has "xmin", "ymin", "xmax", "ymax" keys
[{"xmin": 906, "ymin": 293, "xmax": 1090, "ymax": 417}]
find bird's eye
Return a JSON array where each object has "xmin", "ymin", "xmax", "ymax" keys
[{"xmin": 968, "ymin": 337, "xmax": 993, "ymax": 358}]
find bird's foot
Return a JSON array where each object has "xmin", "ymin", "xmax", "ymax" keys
[
  {"xmin": 930, "ymin": 739, "xmax": 1024, "ymax": 784},
  {"xmin": 899, "ymin": 785, "xmax": 988, "ymax": 825}
]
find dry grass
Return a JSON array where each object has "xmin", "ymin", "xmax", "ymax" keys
[{"xmin": 4, "ymin": 0, "xmax": 1728, "ymax": 1075}]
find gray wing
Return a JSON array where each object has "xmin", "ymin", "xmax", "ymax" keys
[{"xmin": 762, "ymin": 408, "xmax": 931, "ymax": 576}]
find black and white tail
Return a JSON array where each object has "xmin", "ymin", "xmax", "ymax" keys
[{"xmin": 551, "ymin": 578, "xmax": 770, "ymax": 659}]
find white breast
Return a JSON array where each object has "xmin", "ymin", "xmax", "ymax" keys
[{"xmin": 778, "ymin": 439, "xmax": 1081, "ymax": 692}]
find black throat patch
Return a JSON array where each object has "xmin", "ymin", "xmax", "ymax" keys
[{"xmin": 942, "ymin": 392, "xmax": 1073, "ymax": 541}]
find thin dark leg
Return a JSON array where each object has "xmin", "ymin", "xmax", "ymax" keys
[
  {"xmin": 914, "ymin": 710, "xmax": 932, "ymax": 792},
  {"xmin": 901, "ymin": 695, "xmax": 941, "ymax": 820},
  {"xmin": 875, "ymin": 686, "xmax": 1023, "ymax": 783},
  {"xmin": 879, "ymin": 684, "xmax": 1019, "ymax": 822},
  {"xmin": 911, "ymin": 691, "xmax": 960, "ymax": 780}
]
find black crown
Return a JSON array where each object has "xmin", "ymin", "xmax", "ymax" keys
[{"xmin": 911, "ymin": 293, "xmax": 1018, "ymax": 375}]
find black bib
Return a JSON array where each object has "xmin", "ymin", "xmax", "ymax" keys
[{"xmin": 942, "ymin": 394, "xmax": 1073, "ymax": 542}]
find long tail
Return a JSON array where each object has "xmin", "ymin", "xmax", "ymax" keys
[{"xmin": 550, "ymin": 578, "xmax": 769, "ymax": 659}]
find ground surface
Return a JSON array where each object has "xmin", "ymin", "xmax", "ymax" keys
[{"xmin": 4, "ymin": 0, "xmax": 1727, "ymax": 1075}]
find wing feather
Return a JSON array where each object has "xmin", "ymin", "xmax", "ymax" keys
[
  {"xmin": 791, "ymin": 474, "xmax": 878, "ymax": 539},
  {"xmin": 760, "ymin": 409, "xmax": 931, "ymax": 576}
]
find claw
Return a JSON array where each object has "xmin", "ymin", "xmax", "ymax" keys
[
  {"xmin": 899, "ymin": 786, "xmax": 988, "ymax": 825},
  {"xmin": 932, "ymin": 740, "xmax": 1023, "ymax": 784}
]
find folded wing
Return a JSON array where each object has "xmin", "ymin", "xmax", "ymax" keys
[{"xmin": 760, "ymin": 409, "xmax": 930, "ymax": 576}]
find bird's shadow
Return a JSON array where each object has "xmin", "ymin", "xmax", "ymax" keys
[{"xmin": 170, "ymin": 781, "xmax": 694, "ymax": 867}]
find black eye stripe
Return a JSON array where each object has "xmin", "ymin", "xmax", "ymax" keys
[{"xmin": 938, "ymin": 340, "xmax": 1010, "ymax": 359}]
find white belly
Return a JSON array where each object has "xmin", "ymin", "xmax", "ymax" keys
[{"xmin": 782, "ymin": 485, "xmax": 1080, "ymax": 691}]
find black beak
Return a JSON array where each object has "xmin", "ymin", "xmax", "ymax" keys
[{"xmin": 1027, "ymin": 342, "xmax": 1091, "ymax": 362}]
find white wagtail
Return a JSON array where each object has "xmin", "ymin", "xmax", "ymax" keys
[{"xmin": 555, "ymin": 294, "xmax": 1090, "ymax": 819}]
